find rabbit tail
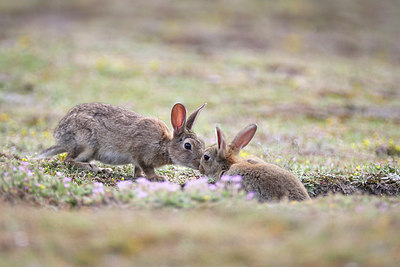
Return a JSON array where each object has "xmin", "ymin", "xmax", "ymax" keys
[{"xmin": 38, "ymin": 144, "xmax": 67, "ymax": 158}]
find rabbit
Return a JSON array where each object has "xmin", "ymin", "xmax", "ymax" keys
[
  {"xmin": 199, "ymin": 124, "xmax": 311, "ymax": 201},
  {"xmin": 39, "ymin": 102, "xmax": 206, "ymax": 181}
]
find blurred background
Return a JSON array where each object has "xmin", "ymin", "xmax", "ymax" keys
[{"xmin": 1, "ymin": 0, "xmax": 400, "ymax": 164}]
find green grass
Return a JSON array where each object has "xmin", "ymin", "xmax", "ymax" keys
[{"xmin": 1, "ymin": 0, "xmax": 400, "ymax": 265}]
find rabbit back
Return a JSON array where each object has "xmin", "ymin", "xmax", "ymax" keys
[
  {"xmin": 227, "ymin": 161, "xmax": 310, "ymax": 202},
  {"xmin": 52, "ymin": 103, "xmax": 172, "ymax": 166}
]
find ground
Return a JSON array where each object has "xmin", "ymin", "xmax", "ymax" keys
[{"xmin": 1, "ymin": 0, "xmax": 400, "ymax": 266}]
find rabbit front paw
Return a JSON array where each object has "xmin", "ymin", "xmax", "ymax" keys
[{"xmin": 147, "ymin": 174, "xmax": 167, "ymax": 182}]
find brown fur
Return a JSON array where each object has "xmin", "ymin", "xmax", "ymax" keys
[
  {"xmin": 40, "ymin": 102, "xmax": 206, "ymax": 181},
  {"xmin": 200, "ymin": 124, "xmax": 310, "ymax": 202}
]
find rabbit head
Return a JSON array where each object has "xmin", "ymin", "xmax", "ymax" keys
[
  {"xmin": 168, "ymin": 103, "xmax": 206, "ymax": 170},
  {"xmin": 199, "ymin": 124, "xmax": 257, "ymax": 180}
]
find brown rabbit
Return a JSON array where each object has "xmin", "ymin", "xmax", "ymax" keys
[
  {"xmin": 199, "ymin": 124, "xmax": 310, "ymax": 201},
  {"xmin": 39, "ymin": 102, "xmax": 206, "ymax": 181}
]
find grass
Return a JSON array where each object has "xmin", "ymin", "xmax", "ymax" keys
[{"xmin": 1, "ymin": 0, "xmax": 400, "ymax": 265}]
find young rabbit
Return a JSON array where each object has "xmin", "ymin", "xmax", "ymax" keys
[
  {"xmin": 199, "ymin": 124, "xmax": 311, "ymax": 201},
  {"xmin": 39, "ymin": 102, "xmax": 206, "ymax": 181}
]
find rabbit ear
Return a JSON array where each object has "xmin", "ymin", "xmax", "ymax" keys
[
  {"xmin": 171, "ymin": 103, "xmax": 187, "ymax": 135},
  {"xmin": 216, "ymin": 126, "xmax": 227, "ymax": 158},
  {"xmin": 231, "ymin": 124, "xmax": 257, "ymax": 152},
  {"xmin": 186, "ymin": 103, "xmax": 206, "ymax": 130}
]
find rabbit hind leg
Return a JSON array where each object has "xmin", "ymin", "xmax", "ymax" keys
[{"xmin": 65, "ymin": 146, "xmax": 102, "ymax": 172}]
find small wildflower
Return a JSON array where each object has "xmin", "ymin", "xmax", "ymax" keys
[
  {"xmin": 221, "ymin": 175, "xmax": 231, "ymax": 182},
  {"xmin": 117, "ymin": 180, "xmax": 133, "ymax": 190},
  {"xmin": 93, "ymin": 182, "xmax": 105, "ymax": 194},
  {"xmin": 136, "ymin": 190, "xmax": 148, "ymax": 199},
  {"xmin": 121, "ymin": 177, "xmax": 125, "ymax": 181},
  {"xmin": 230, "ymin": 175, "xmax": 242, "ymax": 182},
  {"xmin": 275, "ymin": 158, "xmax": 281, "ymax": 163},
  {"xmin": 136, "ymin": 177, "xmax": 150, "ymax": 184},
  {"xmin": 39, "ymin": 184, "xmax": 45, "ymax": 190},
  {"xmin": 239, "ymin": 150, "xmax": 249, "ymax": 158},
  {"xmin": 389, "ymin": 139, "xmax": 394, "ymax": 146},
  {"xmin": 362, "ymin": 139, "xmax": 370, "ymax": 147},
  {"xmin": 56, "ymin": 172, "xmax": 63, "ymax": 176},
  {"xmin": 246, "ymin": 191, "xmax": 255, "ymax": 201},
  {"xmin": 215, "ymin": 181, "xmax": 224, "ymax": 189},
  {"xmin": 184, "ymin": 177, "xmax": 209, "ymax": 193},
  {"xmin": 63, "ymin": 177, "xmax": 72, "ymax": 183},
  {"xmin": 21, "ymin": 161, "xmax": 29, "ymax": 166},
  {"xmin": 356, "ymin": 166, "xmax": 361, "ymax": 170},
  {"xmin": 163, "ymin": 182, "xmax": 180, "ymax": 192},
  {"xmin": 208, "ymin": 184, "xmax": 217, "ymax": 191},
  {"xmin": 64, "ymin": 183, "xmax": 70, "ymax": 188}
]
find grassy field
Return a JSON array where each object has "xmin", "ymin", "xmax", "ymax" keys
[{"xmin": 1, "ymin": 0, "xmax": 400, "ymax": 265}]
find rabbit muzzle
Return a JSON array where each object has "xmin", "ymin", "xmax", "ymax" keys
[{"xmin": 199, "ymin": 164, "xmax": 205, "ymax": 174}]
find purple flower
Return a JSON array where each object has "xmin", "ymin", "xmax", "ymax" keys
[
  {"xmin": 161, "ymin": 181, "xmax": 180, "ymax": 192},
  {"xmin": 215, "ymin": 182, "xmax": 224, "ymax": 189},
  {"xmin": 208, "ymin": 184, "xmax": 217, "ymax": 191},
  {"xmin": 4, "ymin": 172, "xmax": 8, "ymax": 176},
  {"xmin": 27, "ymin": 170, "xmax": 33, "ymax": 177},
  {"xmin": 25, "ymin": 186, "xmax": 30, "ymax": 190},
  {"xmin": 230, "ymin": 175, "xmax": 242, "ymax": 182},
  {"xmin": 117, "ymin": 180, "xmax": 133, "ymax": 190},
  {"xmin": 64, "ymin": 183, "xmax": 70, "ymax": 188},
  {"xmin": 136, "ymin": 178, "xmax": 150, "ymax": 185},
  {"xmin": 93, "ymin": 182, "xmax": 105, "ymax": 194},
  {"xmin": 246, "ymin": 191, "xmax": 255, "ymax": 201},
  {"xmin": 136, "ymin": 189, "xmax": 148, "ymax": 199},
  {"xmin": 18, "ymin": 165, "xmax": 26, "ymax": 171},
  {"xmin": 184, "ymin": 177, "xmax": 209, "ymax": 193},
  {"xmin": 63, "ymin": 177, "xmax": 72, "ymax": 183},
  {"xmin": 221, "ymin": 175, "xmax": 231, "ymax": 182},
  {"xmin": 21, "ymin": 161, "xmax": 29, "ymax": 166}
]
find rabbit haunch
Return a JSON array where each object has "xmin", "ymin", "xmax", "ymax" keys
[
  {"xmin": 200, "ymin": 124, "xmax": 310, "ymax": 202},
  {"xmin": 40, "ymin": 102, "xmax": 206, "ymax": 181}
]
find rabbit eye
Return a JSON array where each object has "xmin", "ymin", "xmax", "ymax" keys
[
  {"xmin": 184, "ymin": 142, "xmax": 192, "ymax": 150},
  {"xmin": 203, "ymin": 154, "xmax": 210, "ymax": 161}
]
